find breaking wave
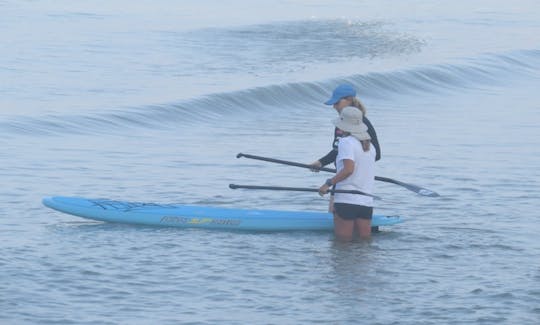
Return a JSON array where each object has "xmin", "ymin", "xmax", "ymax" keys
[{"xmin": 2, "ymin": 49, "xmax": 539, "ymax": 136}]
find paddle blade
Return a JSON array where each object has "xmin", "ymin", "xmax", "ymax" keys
[
  {"xmin": 374, "ymin": 176, "xmax": 440, "ymax": 197},
  {"xmin": 416, "ymin": 189, "xmax": 440, "ymax": 197}
]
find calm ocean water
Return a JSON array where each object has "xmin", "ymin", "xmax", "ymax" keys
[{"xmin": 2, "ymin": 1, "xmax": 540, "ymax": 324}]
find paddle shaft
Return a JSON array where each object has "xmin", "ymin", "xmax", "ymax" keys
[
  {"xmin": 236, "ymin": 153, "xmax": 439, "ymax": 197},
  {"xmin": 229, "ymin": 184, "xmax": 379, "ymax": 199},
  {"xmin": 237, "ymin": 153, "xmax": 336, "ymax": 173}
]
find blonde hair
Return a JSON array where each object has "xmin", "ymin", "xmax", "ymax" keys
[
  {"xmin": 351, "ymin": 97, "xmax": 367, "ymax": 116},
  {"xmin": 347, "ymin": 96, "xmax": 370, "ymax": 152},
  {"xmin": 361, "ymin": 140, "xmax": 371, "ymax": 152},
  {"xmin": 342, "ymin": 133, "xmax": 371, "ymax": 152}
]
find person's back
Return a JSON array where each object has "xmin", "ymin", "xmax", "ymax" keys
[
  {"xmin": 318, "ymin": 106, "xmax": 377, "ymax": 240},
  {"xmin": 333, "ymin": 135, "xmax": 375, "ymax": 208}
]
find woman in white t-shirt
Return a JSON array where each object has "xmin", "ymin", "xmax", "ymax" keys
[{"xmin": 318, "ymin": 106, "xmax": 376, "ymax": 241}]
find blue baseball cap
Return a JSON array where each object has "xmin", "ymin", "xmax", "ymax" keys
[{"xmin": 324, "ymin": 84, "xmax": 357, "ymax": 105}]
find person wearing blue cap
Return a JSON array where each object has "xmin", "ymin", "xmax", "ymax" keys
[
  {"xmin": 310, "ymin": 84, "xmax": 381, "ymax": 170},
  {"xmin": 309, "ymin": 84, "xmax": 381, "ymax": 218}
]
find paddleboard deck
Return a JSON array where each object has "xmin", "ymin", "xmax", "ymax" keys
[{"xmin": 43, "ymin": 196, "xmax": 403, "ymax": 231}]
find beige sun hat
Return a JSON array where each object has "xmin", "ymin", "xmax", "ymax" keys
[{"xmin": 332, "ymin": 106, "xmax": 371, "ymax": 141}]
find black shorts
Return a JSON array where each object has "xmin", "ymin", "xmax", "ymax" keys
[{"xmin": 333, "ymin": 203, "xmax": 373, "ymax": 220}]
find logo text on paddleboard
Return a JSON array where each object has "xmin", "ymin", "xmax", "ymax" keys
[{"xmin": 160, "ymin": 216, "xmax": 241, "ymax": 226}]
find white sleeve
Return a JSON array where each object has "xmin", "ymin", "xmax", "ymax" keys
[{"xmin": 336, "ymin": 137, "xmax": 354, "ymax": 163}]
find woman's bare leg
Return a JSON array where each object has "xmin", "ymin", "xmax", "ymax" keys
[
  {"xmin": 355, "ymin": 218, "xmax": 372, "ymax": 239},
  {"xmin": 333, "ymin": 213, "xmax": 354, "ymax": 241}
]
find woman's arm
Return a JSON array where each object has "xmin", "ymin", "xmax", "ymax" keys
[
  {"xmin": 318, "ymin": 159, "xmax": 354, "ymax": 195},
  {"xmin": 316, "ymin": 127, "xmax": 341, "ymax": 167},
  {"xmin": 317, "ymin": 149, "xmax": 338, "ymax": 167}
]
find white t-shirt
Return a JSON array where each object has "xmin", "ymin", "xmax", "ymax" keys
[{"xmin": 333, "ymin": 136, "xmax": 376, "ymax": 207}]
